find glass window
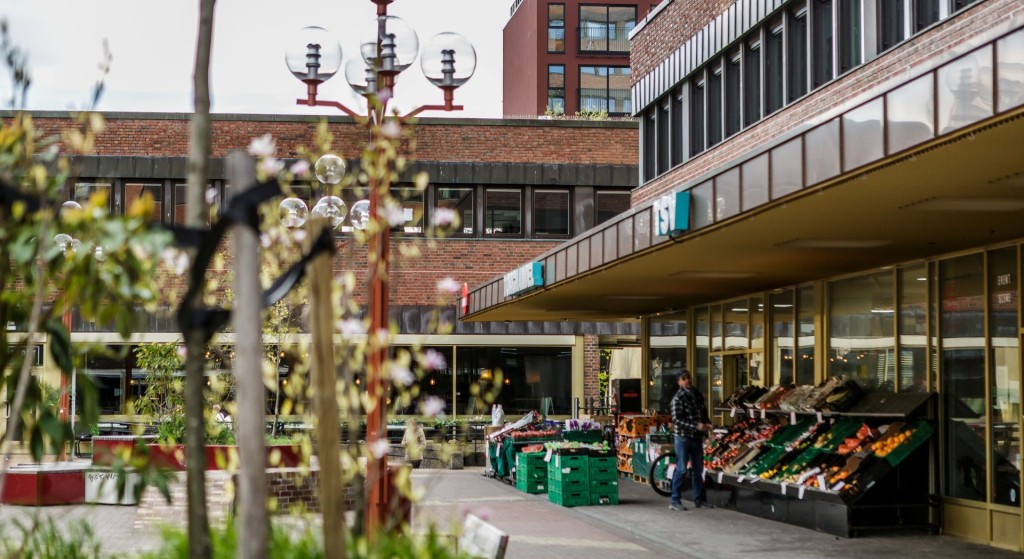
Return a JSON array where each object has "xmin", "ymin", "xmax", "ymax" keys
[
  {"xmin": 580, "ymin": 66, "xmax": 631, "ymax": 114},
  {"xmin": 708, "ymin": 65, "xmax": 723, "ymax": 147},
  {"xmin": 484, "ymin": 189, "xmax": 522, "ymax": 236},
  {"xmin": 787, "ymin": 5, "xmax": 809, "ymax": 102},
  {"xmin": 811, "ymin": 0, "xmax": 834, "ymax": 89},
  {"xmin": 534, "ymin": 189, "xmax": 570, "ymax": 237},
  {"xmin": 695, "ymin": 308, "xmax": 711, "ymax": 402},
  {"xmin": 547, "ymin": 64, "xmax": 566, "ymax": 114},
  {"xmin": 952, "ymin": 0, "xmax": 980, "ymax": 14},
  {"xmin": 79, "ymin": 345, "xmax": 128, "ymax": 415},
  {"xmin": 838, "ymin": 0, "xmax": 861, "ymax": 74},
  {"xmin": 671, "ymin": 88, "xmax": 684, "ymax": 166},
  {"xmin": 988, "ymin": 247, "xmax": 1019, "ymax": 506},
  {"xmin": 997, "ymin": 30, "xmax": 1024, "ymax": 112},
  {"xmin": 771, "ymin": 137, "xmax": 804, "ymax": 198},
  {"xmin": 644, "ymin": 109, "xmax": 656, "ymax": 180},
  {"xmin": 725, "ymin": 53, "xmax": 742, "ymax": 137},
  {"xmin": 124, "ymin": 182, "xmax": 163, "ymax": 222},
  {"xmin": 941, "ymin": 253, "xmax": 986, "ymax": 501},
  {"xmin": 898, "ymin": 264, "xmax": 928, "ymax": 392},
  {"xmin": 797, "ymin": 285, "xmax": 816, "ymax": 385},
  {"xmin": 396, "ymin": 346, "xmax": 454, "ymax": 416},
  {"xmin": 725, "ymin": 300, "xmax": 750, "ymax": 351},
  {"xmin": 914, "ymin": 0, "xmax": 940, "ymax": 32},
  {"xmin": 657, "ymin": 101, "xmax": 670, "ymax": 175},
  {"xmin": 715, "ymin": 168, "xmax": 739, "ymax": 221},
  {"xmin": 887, "ymin": 75, "xmax": 936, "ymax": 154},
  {"xmin": 842, "ymin": 98, "xmax": 885, "ymax": 171},
  {"xmin": 744, "ymin": 39, "xmax": 762, "ymax": 127},
  {"xmin": 765, "ymin": 22, "xmax": 784, "ymax": 115},
  {"xmin": 390, "ymin": 186, "xmax": 423, "ymax": 234},
  {"xmin": 648, "ymin": 316, "xmax": 688, "ymax": 414},
  {"xmin": 771, "ymin": 290, "xmax": 795, "ymax": 385},
  {"xmin": 596, "ymin": 191, "xmax": 630, "ymax": 225},
  {"xmin": 690, "ymin": 78, "xmax": 706, "ymax": 156},
  {"xmin": 938, "ymin": 46, "xmax": 994, "ymax": 134},
  {"xmin": 73, "ymin": 182, "xmax": 112, "ymax": 211},
  {"xmin": 580, "ymin": 5, "xmax": 636, "ymax": 53},
  {"xmin": 436, "ymin": 187, "xmax": 474, "ymax": 236},
  {"xmin": 879, "ymin": 0, "xmax": 905, "ymax": 53},
  {"xmin": 173, "ymin": 183, "xmax": 217, "ymax": 226},
  {"xmin": 456, "ymin": 346, "xmax": 572, "ymax": 416},
  {"xmin": 548, "ymin": 4, "xmax": 565, "ymax": 53},
  {"xmin": 741, "ymin": 153, "xmax": 769, "ymax": 211},
  {"xmin": 829, "ymin": 271, "xmax": 896, "ymax": 392}
]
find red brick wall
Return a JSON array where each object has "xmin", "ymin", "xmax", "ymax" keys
[
  {"xmin": 21, "ymin": 114, "xmax": 638, "ymax": 166},
  {"xmin": 583, "ymin": 333, "xmax": 600, "ymax": 405},
  {"xmin": 631, "ymin": 0, "xmax": 1022, "ymax": 205},
  {"xmin": 503, "ymin": 0, "xmax": 543, "ymax": 116},
  {"xmin": 630, "ymin": 0, "xmax": 736, "ymax": 84}
]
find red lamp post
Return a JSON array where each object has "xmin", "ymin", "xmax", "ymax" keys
[{"xmin": 284, "ymin": 1, "xmax": 477, "ymax": 536}]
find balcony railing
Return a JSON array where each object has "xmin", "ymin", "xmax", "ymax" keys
[{"xmin": 578, "ymin": 25, "xmax": 632, "ymax": 54}]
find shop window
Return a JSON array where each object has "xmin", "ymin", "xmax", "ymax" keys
[
  {"xmin": 671, "ymin": 88, "xmax": 684, "ymax": 167},
  {"xmin": 711, "ymin": 304, "xmax": 723, "ymax": 352},
  {"xmin": 828, "ymin": 271, "xmax": 896, "ymax": 392},
  {"xmin": 941, "ymin": 253, "xmax": 986, "ymax": 502},
  {"xmin": 765, "ymin": 22, "xmax": 784, "ymax": 115},
  {"xmin": 484, "ymin": 189, "xmax": 522, "ymax": 236},
  {"xmin": 743, "ymin": 38, "xmax": 762, "ymax": 127},
  {"xmin": 811, "ymin": 0, "xmax": 834, "ymax": 89},
  {"xmin": 838, "ymin": 0, "xmax": 861, "ymax": 74},
  {"xmin": 987, "ymin": 247, "xmax": 1019, "ymax": 506},
  {"xmin": 690, "ymin": 78, "xmax": 706, "ymax": 157},
  {"xmin": 456, "ymin": 346, "xmax": 572, "ymax": 416},
  {"xmin": 648, "ymin": 316, "xmax": 688, "ymax": 414},
  {"xmin": 898, "ymin": 263, "xmax": 928, "ymax": 392},
  {"xmin": 533, "ymin": 189, "xmax": 570, "ymax": 237},
  {"xmin": 394, "ymin": 346, "xmax": 454, "ymax": 417},
  {"xmin": 657, "ymin": 100, "xmax": 670, "ymax": 175},
  {"xmin": 548, "ymin": 64, "xmax": 565, "ymax": 114},
  {"xmin": 694, "ymin": 308, "xmax": 711, "ymax": 405},
  {"xmin": 548, "ymin": 4, "xmax": 565, "ymax": 53},
  {"xmin": 707, "ymin": 65, "xmax": 723, "ymax": 147},
  {"xmin": 436, "ymin": 187, "xmax": 474, "ymax": 236},
  {"xmin": 787, "ymin": 4, "xmax": 809, "ymax": 102},
  {"xmin": 913, "ymin": 0, "xmax": 940, "ymax": 32},
  {"xmin": 79, "ymin": 345, "xmax": 130, "ymax": 415},
  {"xmin": 878, "ymin": 0, "xmax": 905, "ymax": 53},
  {"xmin": 124, "ymin": 182, "xmax": 163, "ymax": 222},
  {"xmin": 797, "ymin": 285, "xmax": 816, "ymax": 385},
  {"xmin": 725, "ymin": 52, "xmax": 742, "ymax": 138},
  {"xmin": 771, "ymin": 290, "xmax": 795, "ymax": 385},
  {"xmin": 595, "ymin": 191, "xmax": 630, "ymax": 225}
]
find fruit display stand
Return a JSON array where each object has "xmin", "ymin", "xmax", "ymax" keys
[
  {"xmin": 704, "ymin": 390, "xmax": 937, "ymax": 537},
  {"xmin": 615, "ymin": 414, "xmax": 670, "ymax": 482}
]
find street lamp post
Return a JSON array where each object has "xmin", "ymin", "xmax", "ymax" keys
[{"xmin": 284, "ymin": 0, "xmax": 476, "ymax": 536}]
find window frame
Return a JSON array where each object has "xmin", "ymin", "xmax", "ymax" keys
[
  {"xmin": 548, "ymin": 3, "xmax": 566, "ymax": 53},
  {"xmin": 483, "ymin": 188, "xmax": 524, "ymax": 238},
  {"xmin": 548, "ymin": 64, "xmax": 566, "ymax": 114},
  {"xmin": 532, "ymin": 188, "xmax": 572, "ymax": 238}
]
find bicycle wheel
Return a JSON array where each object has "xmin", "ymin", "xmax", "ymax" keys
[{"xmin": 648, "ymin": 451, "xmax": 678, "ymax": 497}]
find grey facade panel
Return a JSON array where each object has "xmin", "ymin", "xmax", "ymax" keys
[
  {"xmin": 577, "ymin": 165, "xmax": 595, "ymax": 186},
  {"xmin": 524, "ymin": 164, "xmax": 542, "ymax": 184},
  {"xmin": 116, "ymin": 157, "xmax": 135, "ymax": 177},
  {"xmin": 456, "ymin": 162, "xmax": 474, "ymax": 183},
  {"xmin": 542, "ymin": 164, "xmax": 560, "ymax": 185},
  {"xmin": 133, "ymin": 157, "xmax": 153, "ymax": 178},
  {"xmin": 152, "ymin": 157, "xmax": 173, "ymax": 178},
  {"xmin": 507, "ymin": 164, "xmax": 524, "ymax": 184},
  {"xmin": 490, "ymin": 162, "xmax": 509, "ymax": 184},
  {"xmin": 170, "ymin": 158, "xmax": 187, "ymax": 178}
]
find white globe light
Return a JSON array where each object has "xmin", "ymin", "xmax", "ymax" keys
[
  {"xmin": 350, "ymin": 199, "xmax": 371, "ymax": 230},
  {"xmin": 311, "ymin": 196, "xmax": 348, "ymax": 230},
  {"xmin": 279, "ymin": 197, "xmax": 309, "ymax": 228},
  {"xmin": 285, "ymin": 27, "xmax": 343, "ymax": 84},
  {"xmin": 61, "ymin": 201, "xmax": 83, "ymax": 213},
  {"xmin": 314, "ymin": 154, "xmax": 346, "ymax": 185},
  {"xmin": 360, "ymin": 16, "xmax": 419, "ymax": 73},
  {"xmin": 54, "ymin": 233, "xmax": 73, "ymax": 251},
  {"xmin": 421, "ymin": 33, "xmax": 477, "ymax": 89}
]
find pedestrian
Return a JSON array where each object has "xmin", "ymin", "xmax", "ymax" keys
[
  {"xmin": 402, "ymin": 417, "xmax": 427, "ymax": 469},
  {"xmin": 669, "ymin": 369, "xmax": 713, "ymax": 511}
]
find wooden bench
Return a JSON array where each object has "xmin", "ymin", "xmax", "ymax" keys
[{"xmin": 459, "ymin": 513, "xmax": 509, "ymax": 559}]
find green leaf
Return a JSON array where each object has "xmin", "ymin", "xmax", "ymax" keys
[
  {"xmin": 28, "ymin": 422, "xmax": 44, "ymax": 462},
  {"xmin": 45, "ymin": 316, "xmax": 73, "ymax": 375}
]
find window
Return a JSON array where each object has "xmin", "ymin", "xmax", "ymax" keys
[
  {"xmin": 595, "ymin": 191, "xmax": 630, "ymax": 225},
  {"xmin": 436, "ymin": 187, "xmax": 474, "ymax": 235},
  {"xmin": 124, "ymin": 182, "xmax": 163, "ymax": 222},
  {"xmin": 811, "ymin": 0, "xmax": 834, "ymax": 89},
  {"xmin": 707, "ymin": 64, "xmax": 723, "ymax": 147},
  {"xmin": 838, "ymin": 0, "xmax": 861, "ymax": 74},
  {"xmin": 548, "ymin": 65, "xmax": 566, "ymax": 114},
  {"xmin": 657, "ymin": 101, "xmax": 670, "ymax": 174},
  {"xmin": 952, "ymin": 0, "xmax": 979, "ymax": 13},
  {"xmin": 72, "ymin": 182, "xmax": 112, "ymax": 211},
  {"xmin": 765, "ymin": 22, "xmax": 784, "ymax": 115},
  {"xmin": 548, "ymin": 4, "xmax": 565, "ymax": 53},
  {"xmin": 725, "ymin": 53, "xmax": 742, "ymax": 137},
  {"xmin": 671, "ymin": 88, "xmax": 684, "ymax": 166},
  {"xmin": 914, "ymin": 0, "xmax": 940, "ymax": 32},
  {"xmin": 643, "ymin": 109, "xmax": 656, "ymax": 180},
  {"xmin": 879, "ymin": 0, "xmax": 905, "ymax": 53},
  {"xmin": 744, "ymin": 39, "xmax": 762, "ymax": 127},
  {"xmin": 534, "ymin": 189, "xmax": 570, "ymax": 237},
  {"xmin": 788, "ymin": 4, "xmax": 809, "ymax": 102},
  {"xmin": 484, "ymin": 189, "xmax": 521, "ymax": 236},
  {"xmin": 690, "ymin": 78, "xmax": 706, "ymax": 156},
  {"xmin": 579, "ymin": 66, "xmax": 631, "ymax": 114},
  {"xmin": 580, "ymin": 5, "xmax": 636, "ymax": 53},
  {"xmin": 391, "ymin": 186, "xmax": 424, "ymax": 234},
  {"xmin": 828, "ymin": 271, "xmax": 896, "ymax": 391},
  {"xmin": 174, "ymin": 183, "xmax": 218, "ymax": 226}
]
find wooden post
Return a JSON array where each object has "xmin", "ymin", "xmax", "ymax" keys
[{"xmin": 227, "ymin": 152, "xmax": 268, "ymax": 559}]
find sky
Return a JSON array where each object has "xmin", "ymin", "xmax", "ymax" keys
[{"xmin": 1, "ymin": 0, "xmax": 509, "ymax": 118}]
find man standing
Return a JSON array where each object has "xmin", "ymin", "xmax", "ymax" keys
[{"xmin": 669, "ymin": 369, "xmax": 713, "ymax": 510}]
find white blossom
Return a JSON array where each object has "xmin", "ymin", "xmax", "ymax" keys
[
  {"xmin": 247, "ymin": 134, "xmax": 276, "ymax": 157},
  {"xmin": 431, "ymin": 207, "xmax": 457, "ymax": 228},
  {"xmin": 419, "ymin": 396, "xmax": 446, "ymax": 417},
  {"xmin": 260, "ymin": 232, "xmax": 272, "ymax": 248},
  {"xmin": 290, "ymin": 160, "xmax": 310, "ymax": 176},
  {"xmin": 380, "ymin": 120, "xmax": 401, "ymax": 139},
  {"xmin": 337, "ymin": 318, "xmax": 366, "ymax": 337},
  {"xmin": 380, "ymin": 200, "xmax": 406, "ymax": 228},
  {"xmin": 176, "ymin": 346, "xmax": 187, "ymax": 360},
  {"xmin": 205, "ymin": 187, "xmax": 218, "ymax": 205},
  {"xmin": 390, "ymin": 364, "xmax": 414, "ymax": 386},
  {"xmin": 369, "ymin": 439, "xmax": 390, "ymax": 459},
  {"xmin": 420, "ymin": 349, "xmax": 447, "ymax": 371},
  {"xmin": 260, "ymin": 157, "xmax": 284, "ymax": 175},
  {"xmin": 160, "ymin": 248, "xmax": 189, "ymax": 277},
  {"xmin": 436, "ymin": 277, "xmax": 461, "ymax": 294}
]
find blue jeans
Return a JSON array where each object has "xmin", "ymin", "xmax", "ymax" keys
[{"xmin": 670, "ymin": 435, "xmax": 705, "ymax": 505}]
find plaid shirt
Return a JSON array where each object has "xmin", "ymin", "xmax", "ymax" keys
[{"xmin": 671, "ymin": 387, "xmax": 709, "ymax": 439}]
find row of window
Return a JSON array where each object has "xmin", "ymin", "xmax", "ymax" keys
[
  {"xmin": 641, "ymin": 0, "xmax": 982, "ymax": 181},
  {"xmin": 547, "ymin": 4, "xmax": 637, "ymax": 54},
  {"xmin": 547, "ymin": 65, "xmax": 632, "ymax": 114},
  {"xmin": 69, "ymin": 180, "xmax": 632, "ymax": 240}
]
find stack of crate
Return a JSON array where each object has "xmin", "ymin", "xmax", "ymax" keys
[
  {"xmin": 588, "ymin": 450, "xmax": 619, "ymax": 505},
  {"xmin": 514, "ymin": 452, "xmax": 548, "ymax": 494},
  {"xmin": 547, "ymin": 450, "xmax": 590, "ymax": 507}
]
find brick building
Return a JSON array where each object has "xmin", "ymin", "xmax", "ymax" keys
[
  {"xmin": 503, "ymin": 0, "xmax": 660, "ymax": 116},
  {"xmin": 469, "ymin": 0, "xmax": 1024, "ymax": 548},
  {"xmin": 4, "ymin": 111, "xmax": 639, "ymax": 423}
]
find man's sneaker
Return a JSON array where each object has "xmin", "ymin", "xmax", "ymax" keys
[
  {"xmin": 668, "ymin": 501, "xmax": 687, "ymax": 511},
  {"xmin": 695, "ymin": 501, "xmax": 714, "ymax": 509}
]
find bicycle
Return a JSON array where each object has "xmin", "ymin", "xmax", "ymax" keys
[{"xmin": 648, "ymin": 449, "xmax": 693, "ymax": 497}]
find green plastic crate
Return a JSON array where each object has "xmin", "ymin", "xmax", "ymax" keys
[
  {"xmin": 589, "ymin": 464, "xmax": 618, "ymax": 482},
  {"xmin": 883, "ymin": 421, "xmax": 933, "ymax": 467},
  {"xmin": 516, "ymin": 475, "xmax": 548, "ymax": 494},
  {"xmin": 549, "ymin": 476, "xmax": 588, "ymax": 494},
  {"xmin": 589, "ymin": 456, "xmax": 616, "ymax": 470},
  {"xmin": 563, "ymin": 430, "xmax": 604, "ymax": 443},
  {"xmin": 550, "ymin": 454, "xmax": 588, "ymax": 469},
  {"xmin": 590, "ymin": 484, "xmax": 619, "ymax": 506},
  {"xmin": 548, "ymin": 455, "xmax": 589, "ymax": 482},
  {"xmin": 549, "ymin": 487, "xmax": 590, "ymax": 507},
  {"xmin": 517, "ymin": 452, "xmax": 547, "ymax": 468}
]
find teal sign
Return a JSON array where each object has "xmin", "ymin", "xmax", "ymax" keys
[{"xmin": 654, "ymin": 190, "xmax": 690, "ymax": 237}]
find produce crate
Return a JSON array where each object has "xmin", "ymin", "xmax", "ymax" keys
[
  {"xmin": 563, "ymin": 430, "xmax": 604, "ymax": 443},
  {"xmin": 588, "ymin": 446, "xmax": 614, "ymax": 458},
  {"xmin": 515, "ymin": 475, "xmax": 548, "ymax": 494},
  {"xmin": 548, "ymin": 457, "xmax": 589, "ymax": 483},
  {"xmin": 516, "ymin": 463, "xmax": 548, "ymax": 480},
  {"xmin": 549, "ymin": 486, "xmax": 590, "ymax": 507},
  {"xmin": 516, "ymin": 452, "xmax": 547, "ymax": 469},
  {"xmin": 590, "ymin": 480, "xmax": 619, "ymax": 506},
  {"xmin": 882, "ymin": 421, "xmax": 933, "ymax": 467},
  {"xmin": 548, "ymin": 476, "xmax": 588, "ymax": 494},
  {"xmin": 589, "ymin": 456, "xmax": 618, "ymax": 482}
]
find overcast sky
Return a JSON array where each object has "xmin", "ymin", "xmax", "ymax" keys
[{"xmin": 1, "ymin": 0, "xmax": 508, "ymax": 118}]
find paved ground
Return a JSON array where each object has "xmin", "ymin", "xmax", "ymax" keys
[{"xmin": 0, "ymin": 467, "xmax": 1019, "ymax": 558}]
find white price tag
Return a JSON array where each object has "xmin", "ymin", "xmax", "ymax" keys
[
  {"xmin": 816, "ymin": 411, "xmax": 823, "ymax": 423},
  {"xmin": 544, "ymin": 448, "xmax": 553, "ymax": 462},
  {"xmin": 737, "ymin": 475, "xmax": 746, "ymax": 483},
  {"xmin": 817, "ymin": 474, "xmax": 826, "ymax": 488},
  {"xmin": 563, "ymin": 467, "xmax": 571, "ymax": 474},
  {"xmin": 780, "ymin": 482, "xmax": 788, "ymax": 494},
  {"xmin": 798, "ymin": 485, "xmax": 806, "ymax": 499},
  {"xmin": 790, "ymin": 412, "xmax": 797, "ymax": 424},
  {"xmin": 748, "ymin": 409, "xmax": 756, "ymax": 419},
  {"xmin": 717, "ymin": 471, "xmax": 724, "ymax": 483},
  {"xmin": 730, "ymin": 407, "xmax": 737, "ymax": 418},
  {"xmin": 702, "ymin": 469, "xmax": 707, "ymax": 481},
  {"xmin": 760, "ymin": 409, "xmax": 766, "ymax": 419}
]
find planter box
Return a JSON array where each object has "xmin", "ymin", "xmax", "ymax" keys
[
  {"xmin": 93, "ymin": 437, "xmax": 304, "ymax": 471},
  {"xmin": 84, "ymin": 468, "xmax": 142, "ymax": 505},
  {"xmin": 0, "ymin": 463, "xmax": 87, "ymax": 506}
]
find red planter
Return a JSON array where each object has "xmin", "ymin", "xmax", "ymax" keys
[
  {"xmin": 92, "ymin": 437, "xmax": 304, "ymax": 471},
  {"xmin": 1, "ymin": 465, "xmax": 86, "ymax": 505}
]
